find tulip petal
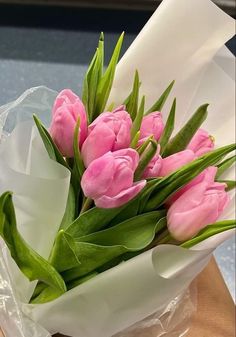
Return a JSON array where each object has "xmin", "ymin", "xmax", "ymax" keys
[
  {"xmin": 166, "ymin": 166, "xmax": 218, "ymax": 206},
  {"xmin": 167, "ymin": 180, "xmax": 229, "ymax": 241},
  {"xmin": 140, "ymin": 112, "xmax": 164, "ymax": 141},
  {"xmin": 159, "ymin": 150, "xmax": 195, "ymax": 176},
  {"xmin": 81, "ymin": 153, "xmax": 115, "ymax": 199},
  {"xmin": 50, "ymin": 106, "xmax": 76, "ymax": 157},
  {"xmin": 187, "ymin": 128, "xmax": 214, "ymax": 157},
  {"xmin": 81, "ymin": 123, "xmax": 116, "ymax": 167},
  {"xmin": 95, "ymin": 180, "xmax": 146, "ymax": 208},
  {"xmin": 105, "ymin": 165, "xmax": 134, "ymax": 197},
  {"xmin": 112, "ymin": 148, "xmax": 140, "ymax": 171}
]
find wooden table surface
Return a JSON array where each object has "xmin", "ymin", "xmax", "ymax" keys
[{"xmin": 1, "ymin": 258, "xmax": 235, "ymax": 337}]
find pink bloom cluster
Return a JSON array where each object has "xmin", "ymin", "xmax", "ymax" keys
[{"xmin": 49, "ymin": 89, "xmax": 229, "ymax": 240}]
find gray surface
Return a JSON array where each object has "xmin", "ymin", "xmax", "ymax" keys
[{"xmin": 0, "ymin": 26, "xmax": 235, "ymax": 300}]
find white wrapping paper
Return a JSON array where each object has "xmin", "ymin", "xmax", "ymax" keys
[{"xmin": 0, "ymin": 0, "xmax": 235, "ymax": 336}]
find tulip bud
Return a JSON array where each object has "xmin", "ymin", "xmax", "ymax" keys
[
  {"xmin": 50, "ymin": 89, "xmax": 87, "ymax": 157},
  {"xmin": 81, "ymin": 106, "xmax": 132, "ymax": 167},
  {"xmin": 81, "ymin": 149, "xmax": 146, "ymax": 208},
  {"xmin": 141, "ymin": 144, "xmax": 162, "ymax": 179},
  {"xmin": 187, "ymin": 128, "xmax": 214, "ymax": 157},
  {"xmin": 159, "ymin": 150, "xmax": 195, "ymax": 177},
  {"xmin": 140, "ymin": 112, "xmax": 164, "ymax": 141},
  {"xmin": 167, "ymin": 179, "xmax": 229, "ymax": 241},
  {"xmin": 167, "ymin": 166, "xmax": 217, "ymax": 206}
]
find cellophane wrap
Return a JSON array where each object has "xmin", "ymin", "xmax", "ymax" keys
[{"xmin": 0, "ymin": 0, "xmax": 235, "ymax": 336}]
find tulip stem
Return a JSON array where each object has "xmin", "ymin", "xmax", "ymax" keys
[
  {"xmin": 80, "ymin": 197, "xmax": 93, "ymax": 214},
  {"xmin": 152, "ymin": 229, "xmax": 173, "ymax": 246},
  {"xmin": 157, "ymin": 233, "xmax": 172, "ymax": 245}
]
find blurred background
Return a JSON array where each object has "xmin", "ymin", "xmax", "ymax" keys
[{"xmin": 0, "ymin": 0, "xmax": 235, "ymax": 298}]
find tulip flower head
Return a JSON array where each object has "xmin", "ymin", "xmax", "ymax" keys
[
  {"xmin": 140, "ymin": 112, "xmax": 164, "ymax": 141},
  {"xmin": 81, "ymin": 106, "xmax": 132, "ymax": 167},
  {"xmin": 142, "ymin": 145, "xmax": 163, "ymax": 179},
  {"xmin": 50, "ymin": 89, "xmax": 87, "ymax": 157},
  {"xmin": 81, "ymin": 148, "xmax": 146, "ymax": 208},
  {"xmin": 167, "ymin": 175, "xmax": 229, "ymax": 241},
  {"xmin": 167, "ymin": 166, "xmax": 218, "ymax": 206},
  {"xmin": 187, "ymin": 128, "xmax": 215, "ymax": 157}
]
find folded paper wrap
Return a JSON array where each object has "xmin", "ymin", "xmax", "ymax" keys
[{"xmin": 0, "ymin": 0, "xmax": 235, "ymax": 336}]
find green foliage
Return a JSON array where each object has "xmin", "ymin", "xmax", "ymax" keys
[
  {"xmin": 163, "ymin": 104, "xmax": 208, "ymax": 157},
  {"xmin": 62, "ymin": 213, "xmax": 166, "ymax": 280},
  {"xmin": 94, "ymin": 33, "xmax": 124, "ymax": 118},
  {"xmin": 82, "ymin": 32, "xmax": 104, "ymax": 122},
  {"xmin": 146, "ymin": 80, "xmax": 175, "ymax": 114},
  {"xmin": 134, "ymin": 139, "xmax": 158, "ymax": 181},
  {"xmin": 126, "ymin": 70, "xmax": 140, "ymax": 120},
  {"xmin": 144, "ymin": 143, "xmax": 236, "ymax": 211},
  {"xmin": 33, "ymin": 114, "xmax": 69, "ymax": 169},
  {"xmin": 181, "ymin": 220, "xmax": 236, "ymax": 248},
  {"xmin": 216, "ymin": 155, "xmax": 236, "ymax": 179},
  {"xmin": 159, "ymin": 98, "xmax": 176, "ymax": 154},
  {"xmin": 131, "ymin": 95, "xmax": 145, "ymax": 140},
  {"xmin": 73, "ymin": 117, "xmax": 85, "ymax": 178},
  {"xmin": 59, "ymin": 185, "xmax": 76, "ymax": 230},
  {"xmin": 0, "ymin": 192, "xmax": 66, "ymax": 294},
  {"xmin": 217, "ymin": 180, "xmax": 236, "ymax": 191}
]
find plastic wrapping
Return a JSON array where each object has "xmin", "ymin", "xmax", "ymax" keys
[
  {"xmin": 0, "ymin": 240, "xmax": 51, "ymax": 337},
  {"xmin": 0, "ymin": 233, "xmax": 197, "ymax": 337},
  {"xmin": 114, "ymin": 285, "xmax": 197, "ymax": 337}
]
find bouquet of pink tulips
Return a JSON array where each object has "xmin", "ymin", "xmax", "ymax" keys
[
  {"xmin": 0, "ymin": 32, "xmax": 235, "ymax": 307},
  {"xmin": 0, "ymin": 1, "xmax": 235, "ymax": 336}
]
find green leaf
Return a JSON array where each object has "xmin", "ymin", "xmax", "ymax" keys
[
  {"xmin": 126, "ymin": 70, "xmax": 140, "ymax": 120},
  {"xmin": 163, "ymin": 104, "xmax": 209, "ymax": 157},
  {"xmin": 146, "ymin": 80, "xmax": 175, "ymax": 114},
  {"xmin": 94, "ymin": 32, "xmax": 124, "ymax": 117},
  {"xmin": 66, "ymin": 205, "xmax": 127, "ymax": 238},
  {"xmin": 107, "ymin": 102, "xmax": 115, "ymax": 111},
  {"xmin": 134, "ymin": 139, "xmax": 158, "ymax": 181},
  {"xmin": 67, "ymin": 272, "xmax": 98, "ymax": 291},
  {"xmin": 131, "ymin": 95, "xmax": 145, "ymax": 139},
  {"xmin": 59, "ymin": 184, "xmax": 76, "ymax": 230},
  {"xmin": 49, "ymin": 230, "xmax": 81, "ymax": 271},
  {"xmin": 62, "ymin": 213, "xmax": 166, "ymax": 281},
  {"xmin": 0, "ymin": 192, "xmax": 66, "ymax": 294},
  {"xmin": 181, "ymin": 220, "xmax": 236, "ymax": 248},
  {"xmin": 159, "ymin": 98, "xmax": 176, "ymax": 154},
  {"xmin": 82, "ymin": 33, "xmax": 104, "ymax": 121},
  {"xmin": 30, "ymin": 285, "xmax": 66, "ymax": 304},
  {"xmin": 130, "ymin": 131, "xmax": 141, "ymax": 149},
  {"xmin": 82, "ymin": 50, "xmax": 97, "ymax": 115},
  {"xmin": 123, "ymin": 82, "xmax": 142, "ymax": 106},
  {"xmin": 33, "ymin": 115, "xmax": 69, "ymax": 169},
  {"xmin": 73, "ymin": 117, "xmax": 85, "ymax": 178},
  {"xmin": 137, "ymin": 135, "xmax": 154, "ymax": 156},
  {"xmin": 217, "ymin": 180, "xmax": 236, "ymax": 191},
  {"xmin": 144, "ymin": 143, "xmax": 236, "ymax": 211},
  {"xmin": 216, "ymin": 155, "xmax": 236, "ymax": 179}
]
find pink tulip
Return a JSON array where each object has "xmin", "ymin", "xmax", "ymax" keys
[
  {"xmin": 167, "ymin": 166, "xmax": 217, "ymax": 206},
  {"xmin": 142, "ymin": 145, "xmax": 162, "ymax": 179},
  {"xmin": 81, "ymin": 149, "xmax": 146, "ymax": 208},
  {"xmin": 159, "ymin": 150, "xmax": 196, "ymax": 177},
  {"xmin": 187, "ymin": 129, "xmax": 215, "ymax": 157},
  {"xmin": 81, "ymin": 106, "xmax": 132, "ymax": 167},
  {"xmin": 140, "ymin": 112, "xmax": 164, "ymax": 141},
  {"xmin": 167, "ymin": 179, "xmax": 229, "ymax": 241},
  {"xmin": 50, "ymin": 89, "xmax": 87, "ymax": 157}
]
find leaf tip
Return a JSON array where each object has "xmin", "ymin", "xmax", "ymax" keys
[{"xmin": 99, "ymin": 32, "xmax": 104, "ymax": 41}]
